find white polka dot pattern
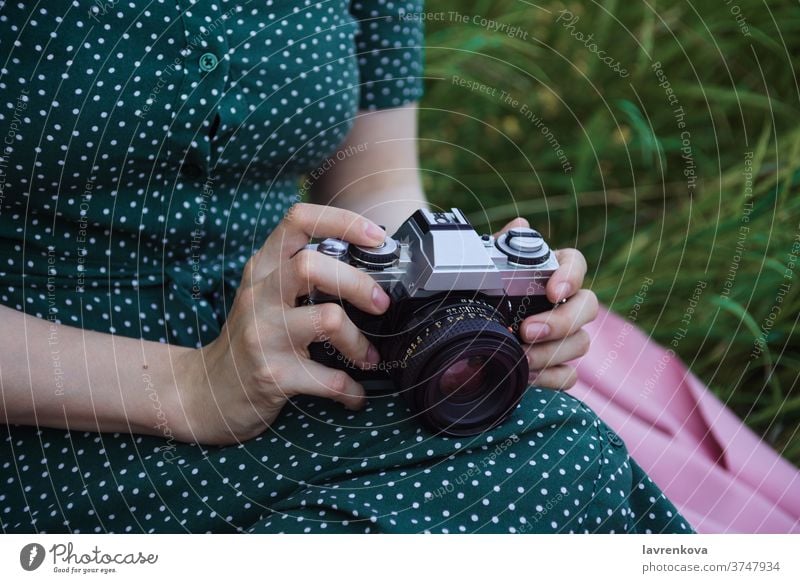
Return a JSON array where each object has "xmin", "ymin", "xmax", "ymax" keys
[
  {"xmin": 1, "ymin": 388, "xmax": 691, "ymax": 533},
  {"xmin": 0, "ymin": 0, "xmax": 424, "ymax": 347},
  {"xmin": 0, "ymin": 1, "xmax": 691, "ymax": 534}
]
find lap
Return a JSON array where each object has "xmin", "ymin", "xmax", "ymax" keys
[{"xmin": 0, "ymin": 388, "xmax": 691, "ymax": 533}]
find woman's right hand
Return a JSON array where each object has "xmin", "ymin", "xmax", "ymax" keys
[{"xmin": 173, "ymin": 203, "xmax": 391, "ymax": 445}]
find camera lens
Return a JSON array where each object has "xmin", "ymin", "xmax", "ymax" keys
[
  {"xmin": 390, "ymin": 298, "xmax": 529, "ymax": 436},
  {"xmin": 438, "ymin": 356, "xmax": 489, "ymax": 403}
]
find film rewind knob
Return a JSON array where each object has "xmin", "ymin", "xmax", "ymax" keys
[{"xmin": 496, "ymin": 227, "xmax": 550, "ymax": 266}]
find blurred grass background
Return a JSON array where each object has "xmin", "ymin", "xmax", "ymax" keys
[{"xmin": 417, "ymin": 0, "xmax": 800, "ymax": 464}]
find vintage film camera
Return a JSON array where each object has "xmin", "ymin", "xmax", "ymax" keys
[{"xmin": 303, "ymin": 208, "xmax": 558, "ymax": 436}]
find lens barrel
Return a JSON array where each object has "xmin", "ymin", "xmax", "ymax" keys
[{"xmin": 390, "ymin": 298, "xmax": 529, "ymax": 436}]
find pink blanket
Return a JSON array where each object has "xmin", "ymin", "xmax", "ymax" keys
[{"xmin": 570, "ymin": 306, "xmax": 800, "ymax": 533}]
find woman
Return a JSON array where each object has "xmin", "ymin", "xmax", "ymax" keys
[{"xmin": 0, "ymin": 0, "xmax": 690, "ymax": 533}]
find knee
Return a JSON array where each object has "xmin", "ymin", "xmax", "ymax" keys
[
  {"xmin": 506, "ymin": 387, "xmax": 623, "ymax": 483},
  {"xmin": 513, "ymin": 387, "xmax": 608, "ymax": 443}
]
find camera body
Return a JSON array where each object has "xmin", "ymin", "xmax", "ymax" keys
[{"xmin": 303, "ymin": 208, "xmax": 558, "ymax": 436}]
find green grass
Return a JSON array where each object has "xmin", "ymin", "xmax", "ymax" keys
[{"xmin": 418, "ymin": 0, "xmax": 800, "ymax": 464}]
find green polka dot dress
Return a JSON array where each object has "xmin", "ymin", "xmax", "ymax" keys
[{"xmin": 0, "ymin": 1, "xmax": 692, "ymax": 534}]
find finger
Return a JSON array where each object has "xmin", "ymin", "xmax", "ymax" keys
[
  {"xmin": 285, "ymin": 304, "xmax": 380, "ymax": 368},
  {"xmin": 547, "ymin": 248, "xmax": 588, "ymax": 303},
  {"xmin": 528, "ymin": 364, "xmax": 578, "ymax": 391},
  {"xmin": 492, "ymin": 216, "xmax": 530, "ymax": 238},
  {"xmin": 272, "ymin": 202, "xmax": 385, "ymax": 255},
  {"xmin": 271, "ymin": 359, "xmax": 366, "ymax": 411},
  {"xmin": 524, "ymin": 329, "xmax": 591, "ymax": 370},
  {"xmin": 268, "ymin": 249, "xmax": 390, "ymax": 315},
  {"xmin": 520, "ymin": 289, "xmax": 598, "ymax": 343},
  {"xmin": 253, "ymin": 203, "xmax": 386, "ymax": 278}
]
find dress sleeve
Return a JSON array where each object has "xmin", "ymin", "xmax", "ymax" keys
[{"xmin": 349, "ymin": 0, "xmax": 425, "ymax": 110}]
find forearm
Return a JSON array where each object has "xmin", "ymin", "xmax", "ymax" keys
[
  {"xmin": 0, "ymin": 304, "xmax": 190, "ymax": 438},
  {"xmin": 310, "ymin": 105, "xmax": 429, "ymax": 233}
]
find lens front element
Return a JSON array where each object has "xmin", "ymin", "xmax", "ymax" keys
[{"xmin": 438, "ymin": 356, "xmax": 490, "ymax": 403}]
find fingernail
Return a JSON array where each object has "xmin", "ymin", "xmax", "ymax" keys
[
  {"xmin": 554, "ymin": 282, "xmax": 572, "ymax": 301},
  {"xmin": 365, "ymin": 222, "xmax": 385, "ymax": 243},
  {"xmin": 366, "ymin": 344, "xmax": 381, "ymax": 365},
  {"xmin": 525, "ymin": 322, "xmax": 550, "ymax": 341},
  {"xmin": 372, "ymin": 286, "xmax": 390, "ymax": 311}
]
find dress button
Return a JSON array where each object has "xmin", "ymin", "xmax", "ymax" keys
[
  {"xmin": 180, "ymin": 162, "xmax": 204, "ymax": 180},
  {"xmin": 606, "ymin": 429, "xmax": 624, "ymax": 448},
  {"xmin": 199, "ymin": 52, "xmax": 219, "ymax": 72}
]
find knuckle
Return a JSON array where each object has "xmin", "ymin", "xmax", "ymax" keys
[
  {"xmin": 242, "ymin": 255, "xmax": 257, "ymax": 284},
  {"xmin": 565, "ymin": 247, "xmax": 585, "ymax": 263},
  {"xmin": 507, "ymin": 217, "xmax": 529, "ymax": 230},
  {"xmin": 285, "ymin": 202, "xmax": 310, "ymax": 226},
  {"xmin": 548, "ymin": 314, "xmax": 568, "ymax": 338},
  {"xmin": 529, "ymin": 368, "xmax": 547, "ymax": 388},
  {"xmin": 557, "ymin": 247, "xmax": 586, "ymax": 272},
  {"xmin": 252, "ymin": 363, "xmax": 277, "ymax": 386},
  {"xmin": 354, "ymin": 271, "xmax": 375, "ymax": 301},
  {"xmin": 253, "ymin": 365, "xmax": 289, "ymax": 395},
  {"xmin": 241, "ymin": 325, "xmax": 263, "ymax": 352},
  {"xmin": 526, "ymin": 344, "xmax": 544, "ymax": 369},
  {"xmin": 235, "ymin": 283, "xmax": 255, "ymax": 309},
  {"xmin": 555, "ymin": 247, "xmax": 575, "ymax": 261},
  {"xmin": 319, "ymin": 303, "xmax": 346, "ymax": 335},
  {"xmin": 292, "ymin": 249, "xmax": 316, "ymax": 281},
  {"xmin": 562, "ymin": 367, "xmax": 578, "ymax": 389},
  {"xmin": 584, "ymin": 289, "xmax": 599, "ymax": 314},
  {"xmin": 576, "ymin": 329, "xmax": 592, "ymax": 356},
  {"xmin": 326, "ymin": 370, "xmax": 349, "ymax": 396}
]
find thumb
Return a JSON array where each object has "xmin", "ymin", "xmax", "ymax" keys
[{"xmin": 493, "ymin": 216, "xmax": 530, "ymax": 238}]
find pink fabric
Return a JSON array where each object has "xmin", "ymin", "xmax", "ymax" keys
[{"xmin": 569, "ymin": 306, "xmax": 800, "ymax": 533}]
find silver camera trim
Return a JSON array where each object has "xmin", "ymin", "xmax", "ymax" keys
[{"xmin": 306, "ymin": 208, "xmax": 558, "ymax": 299}]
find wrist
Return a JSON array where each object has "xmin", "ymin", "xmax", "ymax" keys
[
  {"xmin": 139, "ymin": 344, "xmax": 200, "ymax": 444},
  {"xmin": 169, "ymin": 342, "xmax": 245, "ymax": 445}
]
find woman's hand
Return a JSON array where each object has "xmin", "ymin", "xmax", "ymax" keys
[
  {"xmin": 173, "ymin": 203, "xmax": 391, "ymax": 445},
  {"xmin": 495, "ymin": 218, "xmax": 598, "ymax": 390}
]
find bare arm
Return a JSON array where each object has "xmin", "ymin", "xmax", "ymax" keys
[
  {"xmin": 309, "ymin": 104, "xmax": 429, "ymax": 232},
  {"xmin": 0, "ymin": 105, "xmax": 596, "ymax": 442},
  {"xmin": 0, "ymin": 303, "xmax": 188, "ymax": 438},
  {"xmin": 0, "ymin": 205, "xmax": 392, "ymax": 445},
  {"xmin": 0, "ymin": 106, "xmax": 427, "ymax": 443}
]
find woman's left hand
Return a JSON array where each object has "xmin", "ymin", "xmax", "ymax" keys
[{"xmin": 495, "ymin": 218, "xmax": 599, "ymax": 390}]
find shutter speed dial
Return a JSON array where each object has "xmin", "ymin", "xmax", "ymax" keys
[
  {"xmin": 349, "ymin": 237, "xmax": 400, "ymax": 270},
  {"xmin": 314, "ymin": 236, "xmax": 399, "ymax": 270}
]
